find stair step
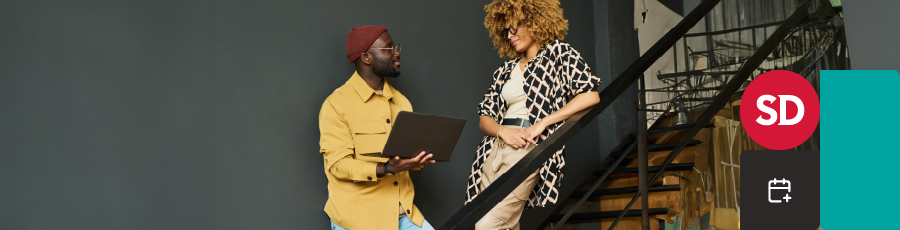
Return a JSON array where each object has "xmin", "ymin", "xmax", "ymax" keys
[
  {"xmin": 642, "ymin": 109, "xmax": 672, "ymax": 112},
  {"xmin": 646, "ymin": 97, "xmax": 717, "ymax": 107},
  {"xmin": 681, "ymin": 97, "xmax": 717, "ymax": 102},
  {"xmin": 642, "ymin": 85, "xmax": 724, "ymax": 93},
  {"xmin": 571, "ymin": 185, "xmax": 681, "ymax": 198},
  {"xmin": 549, "ymin": 208, "xmax": 670, "ymax": 222},
  {"xmin": 647, "ymin": 122, "xmax": 714, "ymax": 134},
  {"xmin": 609, "ymin": 140, "xmax": 703, "ymax": 159},
  {"xmin": 657, "ymin": 70, "xmax": 738, "ymax": 79},
  {"xmin": 594, "ymin": 163, "xmax": 695, "ymax": 176}
]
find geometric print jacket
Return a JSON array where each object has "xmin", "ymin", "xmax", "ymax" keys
[{"xmin": 465, "ymin": 40, "xmax": 602, "ymax": 208}]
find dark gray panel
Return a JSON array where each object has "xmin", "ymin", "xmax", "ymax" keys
[
  {"xmin": 842, "ymin": 0, "xmax": 900, "ymax": 71},
  {"xmin": 0, "ymin": 0, "xmax": 216, "ymax": 229}
]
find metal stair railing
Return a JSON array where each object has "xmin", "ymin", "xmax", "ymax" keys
[{"xmin": 606, "ymin": 1, "xmax": 839, "ymax": 229}]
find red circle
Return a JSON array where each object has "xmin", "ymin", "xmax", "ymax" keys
[{"xmin": 740, "ymin": 70, "xmax": 820, "ymax": 150}]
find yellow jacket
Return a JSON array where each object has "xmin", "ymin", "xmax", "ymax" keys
[{"xmin": 319, "ymin": 72, "xmax": 424, "ymax": 230}]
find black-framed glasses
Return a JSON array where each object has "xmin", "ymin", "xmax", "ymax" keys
[
  {"xmin": 369, "ymin": 43, "xmax": 401, "ymax": 56},
  {"xmin": 502, "ymin": 25, "xmax": 518, "ymax": 40}
]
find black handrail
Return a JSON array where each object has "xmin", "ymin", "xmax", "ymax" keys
[
  {"xmin": 606, "ymin": 1, "xmax": 837, "ymax": 229},
  {"xmin": 437, "ymin": 0, "xmax": 723, "ymax": 229},
  {"xmin": 683, "ymin": 20, "xmax": 783, "ymax": 38}
]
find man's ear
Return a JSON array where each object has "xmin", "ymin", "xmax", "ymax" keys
[{"xmin": 360, "ymin": 51, "xmax": 373, "ymax": 65}]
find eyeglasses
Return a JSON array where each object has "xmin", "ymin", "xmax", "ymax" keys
[
  {"xmin": 369, "ymin": 43, "xmax": 401, "ymax": 56},
  {"xmin": 502, "ymin": 25, "xmax": 518, "ymax": 40}
]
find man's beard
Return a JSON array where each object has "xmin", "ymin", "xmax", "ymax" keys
[{"xmin": 372, "ymin": 56, "xmax": 401, "ymax": 78}]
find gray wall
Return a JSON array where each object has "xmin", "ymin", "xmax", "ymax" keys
[
  {"xmin": 842, "ymin": 0, "xmax": 900, "ymax": 71},
  {"xmin": 0, "ymin": 0, "xmax": 599, "ymax": 229},
  {"xmin": 0, "ymin": 1, "xmax": 217, "ymax": 229}
]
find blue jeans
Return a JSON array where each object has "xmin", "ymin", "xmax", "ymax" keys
[{"xmin": 330, "ymin": 216, "xmax": 434, "ymax": 230}]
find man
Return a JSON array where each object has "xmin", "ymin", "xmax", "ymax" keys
[{"xmin": 319, "ymin": 25, "xmax": 436, "ymax": 230}]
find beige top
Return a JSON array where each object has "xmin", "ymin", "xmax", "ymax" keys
[{"xmin": 502, "ymin": 63, "xmax": 529, "ymax": 119}]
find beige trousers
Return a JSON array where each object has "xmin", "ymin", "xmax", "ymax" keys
[{"xmin": 476, "ymin": 126, "xmax": 540, "ymax": 230}]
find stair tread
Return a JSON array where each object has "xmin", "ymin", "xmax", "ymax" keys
[
  {"xmin": 647, "ymin": 122, "xmax": 714, "ymax": 134},
  {"xmin": 609, "ymin": 140, "xmax": 703, "ymax": 158},
  {"xmin": 657, "ymin": 70, "xmax": 738, "ymax": 79},
  {"xmin": 571, "ymin": 185, "xmax": 681, "ymax": 198},
  {"xmin": 594, "ymin": 163, "xmax": 695, "ymax": 176},
  {"xmin": 681, "ymin": 97, "xmax": 717, "ymax": 102},
  {"xmin": 549, "ymin": 208, "xmax": 670, "ymax": 221}
]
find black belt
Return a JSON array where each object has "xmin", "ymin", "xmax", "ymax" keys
[{"xmin": 501, "ymin": 118, "xmax": 532, "ymax": 128}]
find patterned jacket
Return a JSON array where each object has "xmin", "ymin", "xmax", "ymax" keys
[{"xmin": 466, "ymin": 40, "xmax": 602, "ymax": 208}]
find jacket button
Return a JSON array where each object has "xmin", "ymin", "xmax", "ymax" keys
[
  {"xmin": 367, "ymin": 176, "xmax": 372, "ymax": 181},
  {"xmin": 393, "ymin": 181, "xmax": 398, "ymax": 186},
  {"xmin": 406, "ymin": 209, "xmax": 410, "ymax": 214},
  {"xmin": 386, "ymin": 119, "xmax": 390, "ymax": 124}
]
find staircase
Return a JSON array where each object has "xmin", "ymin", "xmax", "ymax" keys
[
  {"xmin": 439, "ymin": 0, "xmax": 842, "ymax": 229},
  {"xmin": 537, "ymin": 119, "xmax": 710, "ymax": 230},
  {"xmin": 536, "ymin": 0, "xmax": 841, "ymax": 229}
]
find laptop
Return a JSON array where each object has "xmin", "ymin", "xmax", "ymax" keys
[{"xmin": 364, "ymin": 111, "xmax": 466, "ymax": 162}]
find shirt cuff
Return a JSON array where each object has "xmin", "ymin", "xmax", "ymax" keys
[{"xmin": 354, "ymin": 161, "xmax": 380, "ymax": 182}]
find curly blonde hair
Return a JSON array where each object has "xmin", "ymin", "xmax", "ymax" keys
[{"xmin": 484, "ymin": 0, "xmax": 569, "ymax": 58}]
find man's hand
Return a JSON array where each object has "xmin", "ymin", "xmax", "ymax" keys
[{"xmin": 387, "ymin": 151, "xmax": 435, "ymax": 173}]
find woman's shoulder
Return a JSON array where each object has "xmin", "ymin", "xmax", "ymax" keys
[
  {"xmin": 543, "ymin": 40, "xmax": 576, "ymax": 54},
  {"xmin": 496, "ymin": 58, "xmax": 520, "ymax": 72},
  {"xmin": 503, "ymin": 58, "xmax": 518, "ymax": 67}
]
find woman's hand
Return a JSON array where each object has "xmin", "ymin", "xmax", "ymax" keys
[
  {"xmin": 498, "ymin": 126, "xmax": 528, "ymax": 149},
  {"xmin": 514, "ymin": 92, "xmax": 601, "ymax": 148},
  {"xmin": 518, "ymin": 121, "xmax": 548, "ymax": 148}
]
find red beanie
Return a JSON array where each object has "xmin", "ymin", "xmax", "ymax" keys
[{"xmin": 346, "ymin": 25, "xmax": 388, "ymax": 63}]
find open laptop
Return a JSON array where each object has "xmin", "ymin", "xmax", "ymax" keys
[{"xmin": 364, "ymin": 111, "xmax": 466, "ymax": 162}]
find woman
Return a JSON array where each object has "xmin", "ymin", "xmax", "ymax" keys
[{"xmin": 464, "ymin": 0, "xmax": 602, "ymax": 229}]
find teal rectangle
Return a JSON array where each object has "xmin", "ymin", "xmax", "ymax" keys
[{"xmin": 820, "ymin": 70, "xmax": 900, "ymax": 229}]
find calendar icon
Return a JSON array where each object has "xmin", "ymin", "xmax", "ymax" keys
[{"xmin": 768, "ymin": 178, "xmax": 792, "ymax": 203}]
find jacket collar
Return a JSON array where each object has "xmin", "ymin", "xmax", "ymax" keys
[
  {"xmin": 509, "ymin": 44, "xmax": 550, "ymax": 73},
  {"xmin": 349, "ymin": 71, "xmax": 394, "ymax": 102}
]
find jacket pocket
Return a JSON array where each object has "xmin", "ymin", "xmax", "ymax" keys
[{"xmin": 350, "ymin": 121, "xmax": 388, "ymax": 157}]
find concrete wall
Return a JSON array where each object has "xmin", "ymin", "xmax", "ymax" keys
[{"xmin": 0, "ymin": 0, "xmax": 600, "ymax": 229}]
